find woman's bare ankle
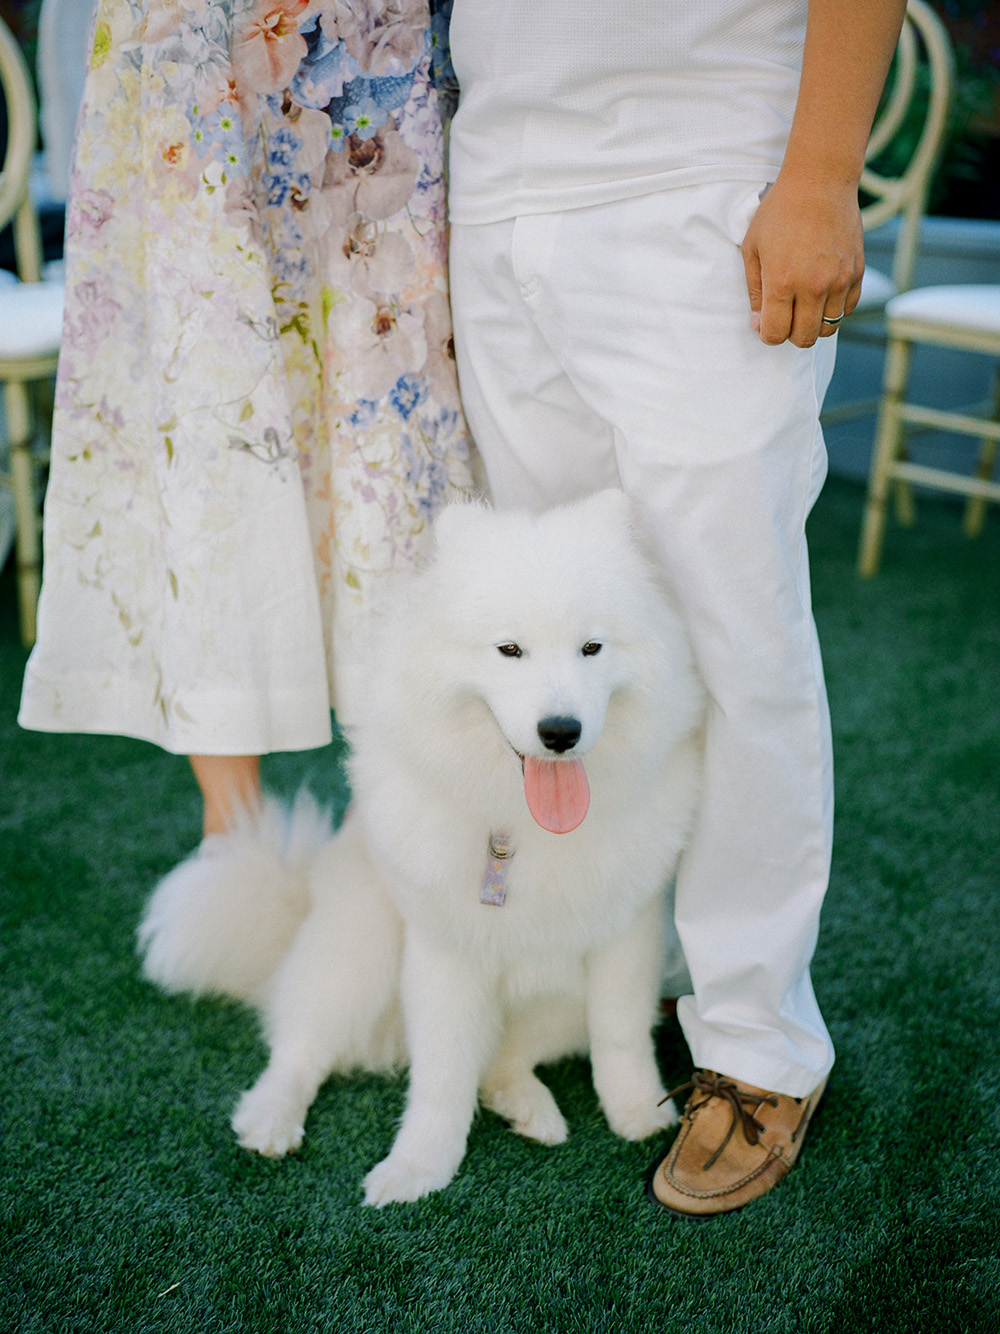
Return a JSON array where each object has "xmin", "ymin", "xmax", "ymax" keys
[{"xmin": 188, "ymin": 755, "xmax": 262, "ymax": 838}]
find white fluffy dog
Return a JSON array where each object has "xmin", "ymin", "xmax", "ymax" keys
[{"xmin": 139, "ymin": 490, "xmax": 704, "ymax": 1206}]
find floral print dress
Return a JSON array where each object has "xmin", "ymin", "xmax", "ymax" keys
[{"xmin": 19, "ymin": 0, "xmax": 477, "ymax": 753}]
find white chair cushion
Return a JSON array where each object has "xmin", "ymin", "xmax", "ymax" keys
[
  {"xmin": 853, "ymin": 265, "xmax": 896, "ymax": 312},
  {"xmin": 886, "ymin": 284, "xmax": 1000, "ymax": 337},
  {"xmin": 0, "ymin": 279, "xmax": 65, "ymax": 358}
]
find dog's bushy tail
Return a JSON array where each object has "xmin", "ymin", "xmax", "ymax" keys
[{"xmin": 137, "ymin": 792, "xmax": 332, "ymax": 1005}]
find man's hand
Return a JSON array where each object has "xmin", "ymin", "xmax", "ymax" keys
[
  {"xmin": 741, "ymin": 172, "xmax": 864, "ymax": 348},
  {"xmin": 741, "ymin": 0, "xmax": 907, "ymax": 349}
]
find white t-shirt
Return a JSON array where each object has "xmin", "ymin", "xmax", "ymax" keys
[{"xmin": 448, "ymin": 0, "xmax": 808, "ymax": 224}]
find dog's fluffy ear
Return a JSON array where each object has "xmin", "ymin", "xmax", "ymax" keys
[
  {"xmin": 565, "ymin": 488, "xmax": 633, "ymax": 544},
  {"xmin": 432, "ymin": 499, "xmax": 492, "ymax": 551},
  {"xmin": 579, "ymin": 488, "xmax": 630, "ymax": 528},
  {"xmin": 432, "ymin": 489, "xmax": 632, "ymax": 560}
]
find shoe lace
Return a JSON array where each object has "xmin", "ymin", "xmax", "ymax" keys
[{"xmin": 663, "ymin": 1070, "xmax": 780, "ymax": 1172}]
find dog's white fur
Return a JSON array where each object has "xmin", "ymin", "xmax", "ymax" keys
[{"xmin": 138, "ymin": 490, "xmax": 705, "ymax": 1206}]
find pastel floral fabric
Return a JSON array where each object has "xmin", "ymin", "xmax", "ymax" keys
[{"xmin": 20, "ymin": 0, "xmax": 477, "ymax": 752}]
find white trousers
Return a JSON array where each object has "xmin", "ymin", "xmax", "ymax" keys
[{"xmin": 450, "ymin": 182, "xmax": 836, "ymax": 1096}]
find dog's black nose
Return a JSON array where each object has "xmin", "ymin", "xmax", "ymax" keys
[{"xmin": 537, "ymin": 716, "xmax": 582, "ymax": 753}]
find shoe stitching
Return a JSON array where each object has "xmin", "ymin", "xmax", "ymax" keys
[
  {"xmin": 651, "ymin": 1075, "xmax": 825, "ymax": 1211},
  {"xmin": 655, "ymin": 1071, "xmax": 798, "ymax": 1200},
  {"xmin": 789, "ymin": 1095, "xmax": 815, "ymax": 1144},
  {"xmin": 666, "ymin": 1071, "xmax": 779, "ymax": 1169},
  {"xmin": 658, "ymin": 1134, "xmax": 784, "ymax": 1200}
]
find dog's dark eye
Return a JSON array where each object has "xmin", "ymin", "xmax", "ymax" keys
[
  {"xmin": 497, "ymin": 643, "xmax": 522, "ymax": 658},
  {"xmin": 581, "ymin": 641, "xmax": 603, "ymax": 657}
]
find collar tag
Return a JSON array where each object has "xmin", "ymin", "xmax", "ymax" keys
[{"xmin": 480, "ymin": 834, "xmax": 514, "ymax": 907}]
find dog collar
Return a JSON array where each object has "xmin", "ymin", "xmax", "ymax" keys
[{"xmin": 480, "ymin": 833, "xmax": 514, "ymax": 907}]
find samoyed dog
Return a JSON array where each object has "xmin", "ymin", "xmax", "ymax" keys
[{"xmin": 139, "ymin": 490, "xmax": 704, "ymax": 1206}]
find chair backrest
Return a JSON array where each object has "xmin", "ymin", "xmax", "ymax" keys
[
  {"xmin": 860, "ymin": 0, "xmax": 954, "ymax": 291},
  {"xmin": 37, "ymin": 0, "xmax": 93, "ymax": 203},
  {"xmin": 0, "ymin": 15, "xmax": 44, "ymax": 282}
]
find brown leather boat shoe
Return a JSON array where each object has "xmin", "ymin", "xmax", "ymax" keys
[{"xmin": 648, "ymin": 1069, "xmax": 827, "ymax": 1217}]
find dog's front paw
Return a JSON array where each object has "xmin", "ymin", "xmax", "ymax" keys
[
  {"xmin": 481, "ymin": 1075, "xmax": 568, "ymax": 1146},
  {"xmin": 604, "ymin": 1091, "xmax": 679, "ymax": 1142},
  {"xmin": 232, "ymin": 1087, "xmax": 305, "ymax": 1158},
  {"xmin": 363, "ymin": 1153, "xmax": 456, "ymax": 1207}
]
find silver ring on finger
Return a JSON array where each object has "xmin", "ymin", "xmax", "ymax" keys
[{"xmin": 821, "ymin": 312, "xmax": 845, "ymax": 326}]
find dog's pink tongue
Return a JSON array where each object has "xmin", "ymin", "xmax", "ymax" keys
[{"xmin": 523, "ymin": 757, "xmax": 590, "ymax": 834}]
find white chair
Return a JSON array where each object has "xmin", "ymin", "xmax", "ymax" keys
[
  {"xmin": 822, "ymin": 0, "xmax": 953, "ymax": 433},
  {"xmin": 857, "ymin": 285, "xmax": 1000, "ymax": 576},
  {"xmin": 0, "ymin": 15, "xmax": 65, "ymax": 645}
]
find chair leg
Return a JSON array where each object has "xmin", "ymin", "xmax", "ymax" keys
[
  {"xmin": 893, "ymin": 463, "xmax": 917, "ymax": 528},
  {"xmin": 961, "ymin": 366, "xmax": 1000, "ymax": 539},
  {"xmin": 5, "ymin": 381, "xmax": 41, "ymax": 647},
  {"xmin": 891, "ymin": 366, "xmax": 917, "ymax": 530},
  {"xmin": 859, "ymin": 333, "xmax": 913, "ymax": 577}
]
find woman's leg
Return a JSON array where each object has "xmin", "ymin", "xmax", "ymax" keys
[{"xmin": 188, "ymin": 755, "xmax": 262, "ymax": 838}]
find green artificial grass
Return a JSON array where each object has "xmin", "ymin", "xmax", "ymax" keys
[{"xmin": 2, "ymin": 477, "xmax": 998, "ymax": 1334}]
